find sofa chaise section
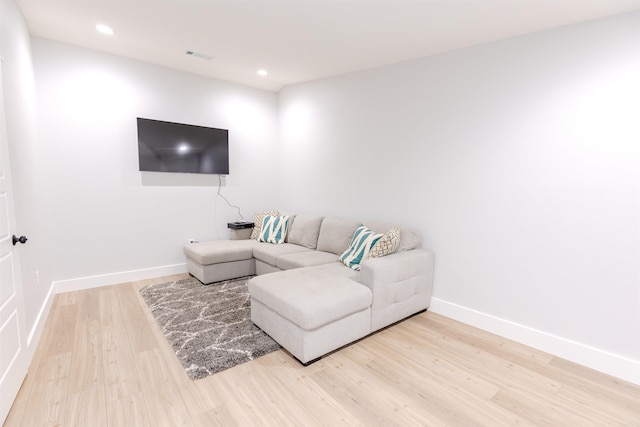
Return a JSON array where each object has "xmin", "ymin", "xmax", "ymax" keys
[{"xmin": 249, "ymin": 263, "xmax": 372, "ymax": 364}]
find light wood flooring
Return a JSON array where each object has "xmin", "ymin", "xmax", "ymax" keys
[{"xmin": 5, "ymin": 273, "xmax": 640, "ymax": 426}]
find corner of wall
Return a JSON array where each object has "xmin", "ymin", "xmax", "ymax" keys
[{"xmin": 429, "ymin": 297, "xmax": 640, "ymax": 386}]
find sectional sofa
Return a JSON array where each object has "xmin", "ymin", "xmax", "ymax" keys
[{"xmin": 184, "ymin": 213, "xmax": 435, "ymax": 364}]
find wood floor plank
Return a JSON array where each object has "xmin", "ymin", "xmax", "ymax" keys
[
  {"xmin": 426, "ymin": 312, "xmax": 555, "ymax": 366},
  {"xmin": 6, "ymin": 274, "xmax": 640, "ymax": 426},
  {"xmin": 135, "ymin": 348, "xmax": 195, "ymax": 426},
  {"xmin": 115, "ymin": 284, "xmax": 158, "ymax": 353},
  {"xmin": 98, "ymin": 287, "xmax": 142, "ymax": 402},
  {"xmin": 4, "ymin": 296, "xmax": 72, "ymax": 426},
  {"xmin": 430, "ymin": 311, "xmax": 640, "ymax": 423},
  {"xmin": 68, "ymin": 288, "xmax": 104, "ymax": 395},
  {"xmin": 105, "ymin": 391, "xmax": 151, "ymax": 427},
  {"xmin": 18, "ymin": 353, "xmax": 72, "ymax": 426},
  {"xmin": 388, "ymin": 320, "xmax": 564, "ymax": 396},
  {"xmin": 238, "ymin": 353, "xmax": 355, "ymax": 426},
  {"xmin": 549, "ymin": 356, "xmax": 640, "ymax": 400},
  {"xmin": 491, "ymin": 385, "xmax": 618, "ymax": 426},
  {"xmin": 132, "ymin": 276, "xmax": 228, "ymax": 416},
  {"xmin": 4, "ymin": 348, "xmax": 43, "ymax": 425},
  {"xmin": 192, "ymin": 405, "xmax": 238, "ymax": 427},
  {"xmin": 328, "ymin": 342, "xmax": 534, "ymax": 427},
  {"xmin": 65, "ymin": 385, "xmax": 108, "ymax": 427},
  {"xmin": 316, "ymin": 346, "xmax": 457, "ymax": 426},
  {"xmin": 555, "ymin": 382, "xmax": 640, "ymax": 424},
  {"xmin": 39, "ymin": 299, "xmax": 77, "ymax": 359},
  {"xmin": 370, "ymin": 329, "xmax": 501, "ymax": 401},
  {"xmin": 251, "ymin": 351, "xmax": 367, "ymax": 426},
  {"xmin": 209, "ymin": 367, "xmax": 285, "ymax": 426}
]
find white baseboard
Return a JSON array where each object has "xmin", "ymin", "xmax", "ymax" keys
[
  {"xmin": 26, "ymin": 279, "xmax": 56, "ymax": 359},
  {"xmin": 54, "ymin": 263, "xmax": 188, "ymax": 294},
  {"xmin": 429, "ymin": 297, "xmax": 640, "ymax": 386}
]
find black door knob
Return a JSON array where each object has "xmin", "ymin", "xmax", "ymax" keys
[{"xmin": 12, "ymin": 235, "xmax": 28, "ymax": 246}]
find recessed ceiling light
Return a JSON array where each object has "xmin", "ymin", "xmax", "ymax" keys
[
  {"xmin": 257, "ymin": 69, "xmax": 268, "ymax": 76},
  {"xmin": 185, "ymin": 50, "xmax": 214, "ymax": 61},
  {"xmin": 96, "ymin": 24, "xmax": 114, "ymax": 35}
]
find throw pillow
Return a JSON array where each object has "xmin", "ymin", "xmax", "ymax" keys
[
  {"xmin": 258, "ymin": 215, "xmax": 290, "ymax": 244},
  {"xmin": 366, "ymin": 226, "xmax": 400, "ymax": 259},
  {"xmin": 250, "ymin": 210, "xmax": 279, "ymax": 239},
  {"xmin": 339, "ymin": 225, "xmax": 383, "ymax": 271}
]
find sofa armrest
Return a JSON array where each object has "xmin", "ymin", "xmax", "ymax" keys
[{"xmin": 357, "ymin": 249, "xmax": 435, "ymax": 331}]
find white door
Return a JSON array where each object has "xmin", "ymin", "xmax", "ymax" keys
[{"xmin": 0, "ymin": 56, "xmax": 29, "ymax": 424}]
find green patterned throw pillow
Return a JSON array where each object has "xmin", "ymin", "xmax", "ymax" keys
[
  {"xmin": 366, "ymin": 226, "xmax": 400, "ymax": 259},
  {"xmin": 258, "ymin": 215, "xmax": 290, "ymax": 244},
  {"xmin": 339, "ymin": 225, "xmax": 383, "ymax": 271},
  {"xmin": 250, "ymin": 210, "xmax": 279, "ymax": 239}
]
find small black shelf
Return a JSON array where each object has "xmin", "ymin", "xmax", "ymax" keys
[{"xmin": 227, "ymin": 221, "xmax": 254, "ymax": 230}]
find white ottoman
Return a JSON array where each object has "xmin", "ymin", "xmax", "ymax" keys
[{"xmin": 248, "ymin": 263, "xmax": 373, "ymax": 363}]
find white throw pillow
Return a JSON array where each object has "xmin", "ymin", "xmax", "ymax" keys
[{"xmin": 258, "ymin": 215, "xmax": 290, "ymax": 244}]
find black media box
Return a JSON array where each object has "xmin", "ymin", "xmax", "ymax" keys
[{"xmin": 227, "ymin": 221, "xmax": 255, "ymax": 230}]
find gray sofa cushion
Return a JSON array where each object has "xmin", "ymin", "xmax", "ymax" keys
[
  {"xmin": 252, "ymin": 242, "xmax": 312, "ymax": 266},
  {"xmin": 184, "ymin": 239, "xmax": 258, "ymax": 265},
  {"xmin": 397, "ymin": 227, "xmax": 421, "ymax": 252},
  {"xmin": 276, "ymin": 251, "xmax": 339, "ymax": 270},
  {"xmin": 280, "ymin": 213, "xmax": 296, "ymax": 242},
  {"xmin": 248, "ymin": 263, "xmax": 371, "ymax": 330},
  {"xmin": 316, "ymin": 217, "xmax": 360, "ymax": 255},
  {"xmin": 286, "ymin": 215, "xmax": 324, "ymax": 249},
  {"xmin": 366, "ymin": 221, "xmax": 422, "ymax": 252}
]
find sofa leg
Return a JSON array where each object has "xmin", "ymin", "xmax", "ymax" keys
[
  {"xmin": 293, "ymin": 308, "xmax": 429, "ymax": 367},
  {"xmin": 301, "ymin": 356, "xmax": 322, "ymax": 366}
]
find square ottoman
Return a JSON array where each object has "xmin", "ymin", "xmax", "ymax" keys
[
  {"xmin": 248, "ymin": 263, "xmax": 372, "ymax": 363},
  {"xmin": 184, "ymin": 239, "xmax": 259, "ymax": 284}
]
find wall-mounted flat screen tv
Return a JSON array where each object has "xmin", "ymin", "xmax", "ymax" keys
[{"xmin": 137, "ymin": 117, "xmax": 229, "ymax": 174}]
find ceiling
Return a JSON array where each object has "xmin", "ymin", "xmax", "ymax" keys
[{"xmin": 16, "ymin": 0, "xmax": 640, "ymax": 92}]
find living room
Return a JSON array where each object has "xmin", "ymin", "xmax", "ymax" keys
[{"xmin": 1, "ymin": 0, "xmax": 639, "ymax": 424}]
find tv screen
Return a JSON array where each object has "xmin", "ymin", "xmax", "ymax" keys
[{"xmin": 137, "ymin": 117, "xmax": 229, "ymax": 174}]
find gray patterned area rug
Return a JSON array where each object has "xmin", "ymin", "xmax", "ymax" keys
[{"xmin": 140, "ymin": 276, "xmax": 281, "ymax": 380}]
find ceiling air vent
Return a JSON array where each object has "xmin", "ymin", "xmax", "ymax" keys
[{"xmin": 185, "ymin": 50, "xmax": 214, "ymax": 60}]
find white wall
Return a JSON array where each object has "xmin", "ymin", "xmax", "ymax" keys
[
  {"xmin": 32, "ymin": 39, "xmax": 279, "ymax": 289},
  {"xmin": 278, "ymin": 12, "xmax": 640, "ymax": 382},
  {"xmin": 1, "ymin": 0, "xmax": 52, "ymax": 349}
]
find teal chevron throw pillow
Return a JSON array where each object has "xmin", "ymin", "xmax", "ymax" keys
[
  {"xmin": 258, "ymin": 215, "xmax": 290, "ymax": 244},
  {"xmin": 339, "ymin": 225, "xmax": 383, "ymax": 271}
]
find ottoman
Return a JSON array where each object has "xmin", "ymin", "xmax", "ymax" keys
[
  {"xmin": 248, "ymin": 263, "xmax": 373, "ymax": 363},
  {"xmin": 184, "ymin": 239, "xmax": 258, "ymax": 284}
]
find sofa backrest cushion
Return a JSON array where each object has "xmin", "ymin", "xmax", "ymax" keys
[
  {"xmin": 280, "ymin": 213, "xmax": 296, "ymax": 242},
  {"xmin": 286, "ymin": 214, "xmax": 324, "ymax": 249},
  {"xmin": 365, "ymin": 221, "xmax": 422, "ymax": 252},
  {"xmin": 316, "ymin": 217, "xmax": 361, "ymax": 255}
]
